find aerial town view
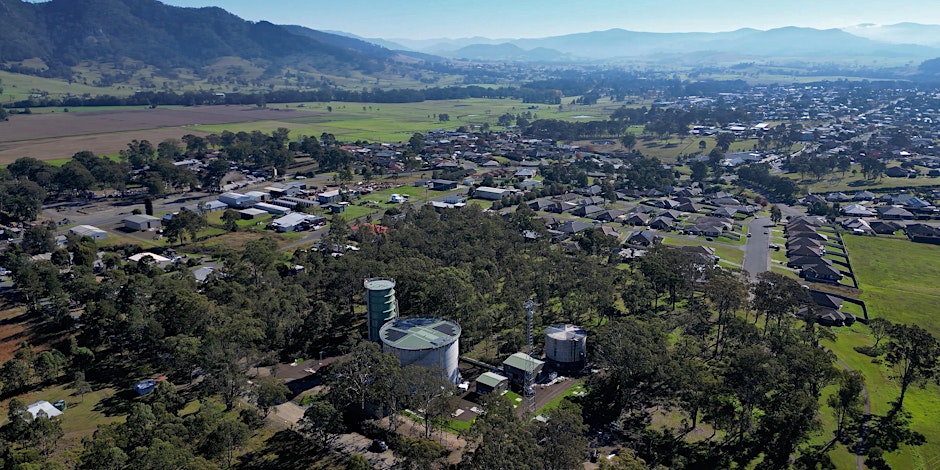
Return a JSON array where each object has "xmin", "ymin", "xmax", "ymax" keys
[{"xmin": 1, "ymin": 0, "xmax": 940, "ymax": 468}]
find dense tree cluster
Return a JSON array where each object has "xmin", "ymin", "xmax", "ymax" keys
[{"xmin": 736, "ymin": 163, "xmax": 800, "ymax": 202}]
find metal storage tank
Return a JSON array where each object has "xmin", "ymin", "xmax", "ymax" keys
[
  {"xmin": 365, "ymin": 278, "xmax": 398, "ymax": 342},
  {"xmin": 544, "ymin": 324, "xmax": 587, "ymax": 368},
  {"xmin": 379, "ymin": 317, "xmax": 461, "ymax": 384}
]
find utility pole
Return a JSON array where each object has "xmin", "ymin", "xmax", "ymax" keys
[{"xmin": 523, "ymin": 298, "xmax": 536, "ymax": 414}]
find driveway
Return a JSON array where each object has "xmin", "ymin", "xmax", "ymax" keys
[{"xmin": 743, "ymin": 217, "xmax": 772, "ymax": 279}]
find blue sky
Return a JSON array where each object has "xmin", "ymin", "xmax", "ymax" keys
[{"xmin": 159, "ymin": 0, "xmax": 940, "ymax": 39}]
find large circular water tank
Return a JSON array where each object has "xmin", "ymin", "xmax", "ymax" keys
[
  {"xmin": 379, "ymin": 317, "xmax": 461, "ymax": 384},
  {"xmin": 544, "ymin": 324, "xmax": 587, "ymax": 365}
]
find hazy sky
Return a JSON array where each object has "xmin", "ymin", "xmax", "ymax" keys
[{"xmin": 159, "ymin": 0, "xmax": 939, "ymax": 39}]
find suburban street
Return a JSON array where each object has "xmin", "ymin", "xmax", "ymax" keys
[{"xmin": 743, "ymin": 216, "xmax": 772, "ymax": 279}]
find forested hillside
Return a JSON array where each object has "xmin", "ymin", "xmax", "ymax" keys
[{"xmin": 0, "ymin": 0, "xmax": 393, "ymax": 78}]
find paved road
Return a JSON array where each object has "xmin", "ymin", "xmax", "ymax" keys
[{"xmin": 743, "ymin": 217, "xmax": 772, "ymax": 279}]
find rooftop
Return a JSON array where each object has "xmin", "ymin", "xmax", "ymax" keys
[
  {"xmin": 503, "ymin": 352, "xmax": 544, "ymax": 372},
  {"xmin": 380, "ymin": 317, "xmax": 461, "ymax": 351}
]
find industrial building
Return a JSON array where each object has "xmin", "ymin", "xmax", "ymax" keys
[
  {"xmin": 474, "ymin": 372, "xmax": 509, "ymax": 395},
  {"xmin": 270, "ymin": 213, "xmax": 324, "ymax": 232},
  {"xmin": 253, "ymin": 202, "xmax": 291, "ymax": 215},
  {"xmin": 365, "ymin": 278, "xmax": 398, "ymax": 342},
  {"xmin": 502, "ymin": 352, "xmax": 544, "ymax": 386},
  {"xmin": 544, "ymin": 324, "xmax": 587, "ymax": 370},
  {"xmin": 69, "ymin": 225, "xmax": 108, "ymax": 241},
  {"xmin": 238, "ymin": 208, "xmax": 268, "ymax": 220},
  {"xmin": 122, "ymin": 214, "xmax": 161, "ymax": 231},
  {"xmin": 474, "ymin": 186, "xmax": 512, "ymax": 200},
  {"xmin": 379, "ymin": 317, "xmax": 461, "ymax": 384},
  {"xmin": 219, "ymin": 192, "xmax": 257, "ymax": 208}
]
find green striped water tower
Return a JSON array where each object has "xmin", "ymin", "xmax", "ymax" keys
[{"xmin": 364, "ymin": 278, "xmax": 398, "ymax": 341}]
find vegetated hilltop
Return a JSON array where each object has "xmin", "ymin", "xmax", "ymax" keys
[{"xmin": 0, "ymin": 0, "xmax": 416, "ymax": 80}]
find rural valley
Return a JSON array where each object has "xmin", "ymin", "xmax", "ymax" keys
[{"xmin": 0, "ymin": 1, "xmax": 939, "ymax": 469}]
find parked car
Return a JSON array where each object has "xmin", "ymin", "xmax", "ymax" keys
[{"xmin": 371, "ymin": 439, "xmax": 388, "ymax": 452}]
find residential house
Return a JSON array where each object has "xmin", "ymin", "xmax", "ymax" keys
[
  {"xmin": 841, "ymin": 204, "xmax": 874, "ymax": 217},
  {"xmin": 573, "ymin": 205, "xmax": 604, "ymax": 218},
  {"xmin": 528, "ymin": 199, "xmax": 555, "ymax": 212},
  {"xmin": 869, "ymin": 220, "xmax": 902, "ymax": 235},
  {"xmin": 628, "ymin": 230, "xmax": 662, "ymax": 247},
  {"xmin": 877, "ymin": 206, "xmax": 914, "ymax": 220},
  {"xmin": 649, "ymin": 216, "xmax": 675, "ymax": 231},
  {"xmin": 801, "ymin": 263, "xmax": 844, "ymax": 283},
  {"xmin": 786, "ymin": 255, "xmax": 832, "ymax": 269},
  {"xmin": 624, "ymin": 213, "xmax": 651, "ymax": 226},
  {"xmin": 711, "ymin": 207, "xmax": 737, "ymax": 219},
  {"xmin": 557, "ymin": 220, "xmax": 593, "ymax": 234},
  {"xmin": 885, "ymin": 166, "xmax": 910, "ymax": 177},
  {"xmin": 788, "ymin": 245, "xmax": 824, "ymax": 258},
  {"xmin": 595, "ymin": 209, "xmax": 627, "ymax": 222}
]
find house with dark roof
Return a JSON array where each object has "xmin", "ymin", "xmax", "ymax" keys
[
  {"xmin": 595, "ymin": 209, "xmax": 627, "ymax": 222},
  {"xmin": 557, "ymin": 220, "xmax": 594, "ymax": 234},
  {"xmin": 573, "ymin": 205, "xmax": 604, "ymax": 217},
  {"xmin": 877, "ymin": 206, "xmax": 914, "ymax": 220},
  {"xmin": 788, "ymin": 231, "xmax": 828, "ymax": 242},
  {"xmin": 711, "ymin": 207, "xmax": 737, "ymax": 218},
  {"xmin": 528, "ymin": 198, "xmax": 555, "ymax": 212},
  {"xmin": 788, "ymin": 245, "xmax": 824, "ymax": 258},
  {"xmin": 628, "ymin": 230, "xmax": 662, "ymax": 247},
  {"xmin": 885, "ymin": 166, "xmax": 911, "ymax": 178},
  {"xmin": 624, "ymin": 213, "xmax": 651, "ymax": 226},
  {"xmin": 649, "ymin": 216, "xmax": 675, "ymax": 231},
  {"xmin": 787, "ymin": 255, "xmax": 832, "ymax": 269},
  {"xmin": 801, "ymin": 264, "xmax": 844, "ymax": 283},
  {"xmin": 869, "ymin": 220, "xmax": 902, "ymax": 235}
]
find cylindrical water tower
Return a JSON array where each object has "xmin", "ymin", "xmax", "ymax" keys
[
  {"xmin": 365, "ymin": 278, "xmax": 398, "ymax": 342},
  {"xmin": 544, "ymin": 324, "xmax": 587, "ymax": 370},
  {"xmin": 379, "ymin": 317, "xmax": 461, "ymax": 384}
]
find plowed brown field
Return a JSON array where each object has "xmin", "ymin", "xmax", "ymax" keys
[{"xmin": 0, "ymin": 106, "xmax": 317, "ymax": 163}]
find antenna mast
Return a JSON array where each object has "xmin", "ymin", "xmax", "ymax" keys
[{"xmin": 523, "ymin": 298, "xmax": 536, "ymax": 414}]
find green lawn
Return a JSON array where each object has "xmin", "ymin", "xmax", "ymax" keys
[
  {"xmin": 185, "ymin": 98, "xmax": 629, "ymax": 143},
  {"xmin": 827, "ymin": 235, "xmax": 940, "ymax": 468},
  {"xmin": 785, "ymin": 166, "xmax": 940, "ymax": 194},
  {"xmin": 843, "ymin": 235, "xmax": 940, "ymax": 334}
]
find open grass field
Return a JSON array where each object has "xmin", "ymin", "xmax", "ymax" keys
[
  {"xmin": 0, "ymin": 70, "xmax": 133, "ymax": 102},
  {"xmin": 826, "ymin": 235, "xmax": 940, "ymax": 468},
  {"xmin": 784, "ymin": 165, "xmax": 940, "ymax": 194},
  {"xmin": 186, "ymin": 98, "xmax": 629, "ymax": 143},
  {"xmin": 842, "ymin": 235, "xmax": 940, "ymax": 334}
]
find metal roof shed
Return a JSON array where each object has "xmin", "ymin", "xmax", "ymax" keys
[{"xmin": 69, "ymin": 225, "xmax": 108, "ymax": 240}]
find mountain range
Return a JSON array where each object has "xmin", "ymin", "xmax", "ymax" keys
[
  {"xmin": 1, "ymin": 0, "xmax": 940, "ymax": 82},
  {"xmin": 374, "ymin": 25, "xmax": 940, "ymax": 62}
]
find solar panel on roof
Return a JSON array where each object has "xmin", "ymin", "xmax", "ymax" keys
[
  {"xmin": 383, "ymin": 329, "xmax": 407, "ymax": 342},
  {"xmin": 433, "ymin": 323, "xmax": 456, "ymax": 336}
]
